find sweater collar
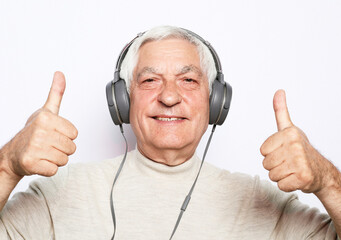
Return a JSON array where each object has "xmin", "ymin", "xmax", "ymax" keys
[{"xmin": 130, "ymin": 148, "xmax": 201, "ymax": 179}]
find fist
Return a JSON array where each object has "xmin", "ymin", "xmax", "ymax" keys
[
  {"xmin": 3, "ymin": 72, "xmax": 78, "ymax": 177},
  {"xmin": 260, "ymin": 90, "xmax": 328, "ymax": 193}
]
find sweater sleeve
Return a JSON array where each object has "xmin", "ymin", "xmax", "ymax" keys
[
  {"xmin": 0, "ymin": 166, "xmax": 70, "ymax": 240},
  {"xmin": 253, "ymin": 177, "xmax": 338, "ymax": 240}
]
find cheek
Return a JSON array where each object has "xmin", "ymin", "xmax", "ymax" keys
[
  {"xmin": 129, "ymin": 91, "xmax": 154, "ymax": 128},
  {"xmin": 187, "ymin": 92, "xmax": 210, "ymax": 120},
  {"xmin": 129, "ymin": 100, "xmax": 147, "ymax": 142},
  {"xmin": 130, "ymin": 98, "xmax": 142, "ymax": 123},
  {"xmin": 198, "ymin": 104, "xmax": 210, "ymax": 126},
  {"xmin": 129, "ymin": 91, "xmax": 140, "ymax": 127}
]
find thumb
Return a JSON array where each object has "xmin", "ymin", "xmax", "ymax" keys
[
  {"xmin": 273, "ymin": 89, "xmax": 293, "ymax": 131},
  {"xmin": 43, "ymin": 71, "xmax": 66, "ymax": 115}
]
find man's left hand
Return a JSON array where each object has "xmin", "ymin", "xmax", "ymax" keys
[{"xmin": 260, "ymin": 89, "xmax": 333, "ymax": 194}]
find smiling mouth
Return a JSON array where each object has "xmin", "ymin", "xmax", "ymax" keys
[{"xmin": 152, "ymin": 117, "xmax": 186, "ymax": 121}]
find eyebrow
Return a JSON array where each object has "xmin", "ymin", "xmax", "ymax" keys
[
  {"xmin": 136, "ymin": 65, "xmax": 203, "ymax": 80},
  {"xmin": 136, "ymin": 67, "xmax": 159, "ymax": 80},
  {"xmin": 177, "ymin": 65, "xmax": 203, "ymax": 77}
]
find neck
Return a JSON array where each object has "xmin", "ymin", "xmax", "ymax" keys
[{"xmin": 136, "ymin": 143, "xmax": 196, "ymax": 166}]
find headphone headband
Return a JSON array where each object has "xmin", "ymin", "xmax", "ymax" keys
[
  {"xmin": 115, "ymin": 32, "xmax": 144, "ymax": 72},
  {"xmin": 114, "ymin": 28, "xmax": 223, "ymax": 79}
]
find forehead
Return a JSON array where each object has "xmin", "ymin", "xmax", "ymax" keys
[{"xmin": 136, "ymin": 38, "xmax": 201, "ymax": 72}]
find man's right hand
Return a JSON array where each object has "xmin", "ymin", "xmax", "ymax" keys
[{"xmin": 1, "ymin": 71, "xmax": 78, "ymax": 179}]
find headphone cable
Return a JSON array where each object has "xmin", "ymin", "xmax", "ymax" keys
[
  {"xmin": 110, "ymin": 124, "xmax": 217, "ymax": 240},
  {"xmin": 169, "ymin": 124, "xmax": 216, "ymax": 239},
  {"xmin": 110, "ymin": 125, "xmax": 128, "ymax": 240}
]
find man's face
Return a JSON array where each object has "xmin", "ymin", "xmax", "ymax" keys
[{"xmin": 129, "ymin": 38, "xmax": 210, "ymax": 162}]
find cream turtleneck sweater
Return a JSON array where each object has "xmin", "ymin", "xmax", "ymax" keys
[{"xmin": 0, "ymin": 149, "xmax": 337, "ymax": 239}]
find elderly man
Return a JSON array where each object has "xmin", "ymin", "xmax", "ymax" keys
[{"xmin": 0, "ymin": 26, "xmax": 340, "ymax": 239}]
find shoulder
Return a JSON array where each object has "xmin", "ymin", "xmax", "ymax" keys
[
  {"xmin": 202, "ymin": 161, "xmax": 258, "ymax": 187},
  {"xmin": 200, "ymin": 161, "xmax": 297, "ymax": 202},
  {"xmin": 198, "ymin": 161, "xmax": 260, "ymax": 199},
  {"xmin": 29, "ymin": 150, "xmax": 134, "ymax": 196},
  {"xmin": 65, "ymin": 152, "xmax": 125, "ymax": 177}
]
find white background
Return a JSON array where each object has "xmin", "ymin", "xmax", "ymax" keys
[{"xmin": 1, "ymin": 0, "xmax": 341, "ymax": 214}]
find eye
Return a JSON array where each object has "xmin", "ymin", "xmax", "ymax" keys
[
  {"xmin": 143, "ymin": 78, "xmax": 154, "ymax": 83},
  {"xmin": 138, "ymin": 78, "xmax": 160, "ymax": 90},
  {"xmin": 180, "ymin": 77, "xmax": 200, "ymax": 90},
  {"xmin": 184, "ymin": 78, "xmax": 195, "ymax": 83}
]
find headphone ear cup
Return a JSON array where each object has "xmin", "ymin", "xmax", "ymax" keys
[
  {"xmin": 209, "ymin": 79, "xmax": 232, "ymax": 125},
  {"xmin": 114, "ymin": 79, "xmax": 130, "ymax": 124},
  {"xmin": 106, "ymin": 78, "xmax": 130, "ymax": 125}
]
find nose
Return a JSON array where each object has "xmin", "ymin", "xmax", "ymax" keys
[{"xmin": 157, "ymin": 80, "xmax": 182, "ymax": 107}]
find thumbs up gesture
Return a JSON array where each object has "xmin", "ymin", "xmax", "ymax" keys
[
  {"xmin": 260, "ymin": 90, "xmax": 333, "ymax": 193},
  {"xmin": 2, "ymin": 72, "xmax": 78, "ymax": 178}
]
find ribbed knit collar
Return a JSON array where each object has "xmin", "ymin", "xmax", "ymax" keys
[{"xmin": 130, "ymin": 148, "xmax": 201, "ymax": 180}]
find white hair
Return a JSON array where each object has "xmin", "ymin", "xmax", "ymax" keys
[{"xmin": 119, "ymin": 25, "xmax": 217, "ymax": 94}]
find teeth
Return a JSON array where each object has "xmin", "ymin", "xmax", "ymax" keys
[{"xmin": 156, "ymin": 117, "xmax": 183, "ymax": 121}]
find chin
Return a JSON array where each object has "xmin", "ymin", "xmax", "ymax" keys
[{"xmin": 151, "ymin": 134, "xmax": 193, "ymax": 150}]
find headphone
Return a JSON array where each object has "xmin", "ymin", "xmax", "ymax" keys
[{"xmin": 106, "ymin": 29, "xmax": 232, "ymax": 126}]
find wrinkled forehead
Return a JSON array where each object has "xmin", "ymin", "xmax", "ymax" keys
[{"xmin": 135, "ymin": 38, "xmax": 202, "ymax": 74}]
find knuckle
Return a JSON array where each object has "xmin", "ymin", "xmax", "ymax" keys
[
  {"xmin": 268, "ymin": 171, "xmax": 275, "ymax": 181},
  {"xmin": 34, "ymin": 129, "xmax": 45, "ymax": 139},
  {"xmin": 295, "ymin": 155, "xmax": 306, "ymax": 165},
  {"xmin": 260, "ymin": 145, "xmax": 266, "ymax": 156},
  {"xmin": 291, "ymin": 142, "xmax": 304, "ymax": 152},
  {"xmin": 62, "ymin": 119, "xmax": 78, "ymax": 140},
  {"xmin": 31, "ymin": 129, "xmax": 46, "ymax": 145},
  {"xmin": 300, "ymin": 170, "xmax": 313, "ymax": 184},
  {"xmin": 262, "ymin": 158, "xmax": 270, "ymax": 170},
  {"xmin": 21, "ymin": 155, "xmax": 34, "ymax": 169},
  {"xmin": 60, "ymin": 155, "xmax": 69, "ymax": 166},
  {"xmin": 277, "ymin": 182, "xmax": 291, "ymax": 192},
  {"xmin": 26, "ymin": 140, "xmax": 35, "ymax": 151},
  {"xmin": 72, "ymin": 127, "xmax": 78, "ymax": 139},
  {"xmin": 30, "ymin": 160, "xmax": 58, "ymax": 177},
  {"xmin": 49, "ymin": 165, "xmax": 58, "ymax": 176},
  {"xmin": 287, "ymin": 127, "xmax": 301, "ymax": 141},
  {"xmin": 58, "ymin": 133, "xmax": 69, "ymax": 146},
  {"xmin": 291, "ymin": 126, "xmax": 300, "ymax": 134},
  {"xmin": 277, "ymin": 182, "xmax": 285, "ymax": 191},
  {"xmin": 67, "ymin": 126, "xmax": 78, "ymax": 140},
  {"xmin": 35, "ymin": 111, "xmax": 51, "ymax": 126},
  {"xmin": 260, "ymin": 146, "xmax": 265, "ymax": 156},
  {"xmin": 69, "ymin": 142, "xmax": 77, "ymax": 154},
  {"xmin": 40, "ymin": 164, "xmax": 58, "ymax": 177},
  {"xmin": 55, "ymin": 153, "xmax": 68, "ymax": 167}
]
